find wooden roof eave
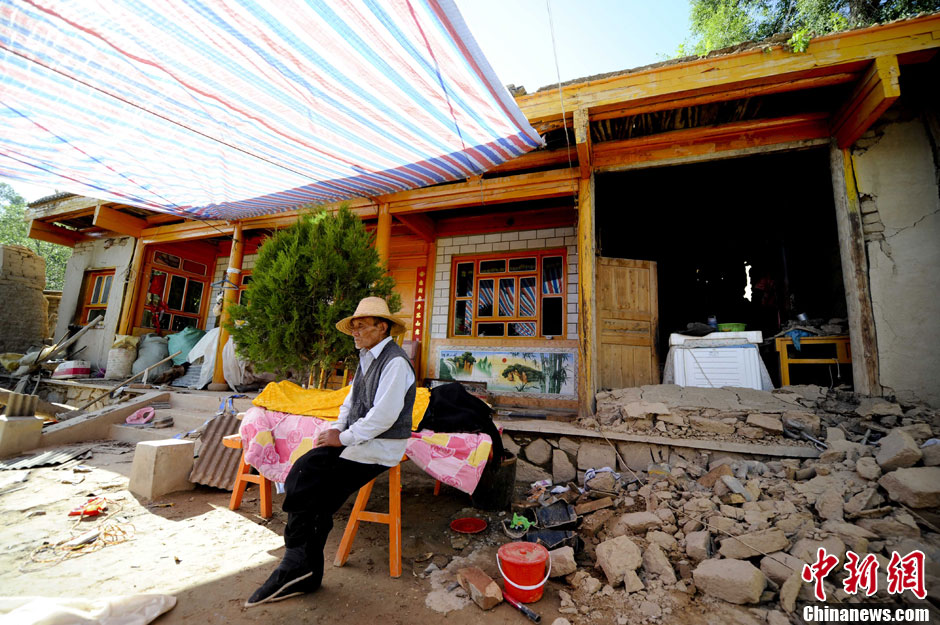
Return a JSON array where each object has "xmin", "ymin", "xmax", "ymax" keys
[{"xmin": 516, "ymin": 13, "xmax": 940, "ymax": 127}]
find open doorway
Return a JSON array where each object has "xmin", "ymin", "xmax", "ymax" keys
[{"xmin": 596, "ymin": 148, "xmax": 850, "ymax": 387}]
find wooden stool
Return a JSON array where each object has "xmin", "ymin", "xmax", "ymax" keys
[
  {"xmin": 221, "ymin": 433, "xmax": 273, "ymax": 519},
  {"xmin": 333, "ymin": 458, "xmax": 404, "ymax": 577}
]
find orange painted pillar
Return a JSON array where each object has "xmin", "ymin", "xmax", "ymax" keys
[
  {"xmin": 375, "ymin": 203, "xmax": 391, "ymax": 265},
  {"xmin": 209, "ymin": 221, "xmax": 244, "ymax": 390}
]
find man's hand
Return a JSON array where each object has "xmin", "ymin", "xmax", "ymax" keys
[{"xmin": 317, "ymin": 429, "xmax": 343, "ymax": 447}]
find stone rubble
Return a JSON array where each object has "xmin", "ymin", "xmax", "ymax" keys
[{"xmin": 497, "ymin": 384, "xmax": 939, "ymax": 621}]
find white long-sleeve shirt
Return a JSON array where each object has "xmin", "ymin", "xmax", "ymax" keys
[{"xmin": 329, "ymin": 336, "xmax": 413, "ymax": 467}]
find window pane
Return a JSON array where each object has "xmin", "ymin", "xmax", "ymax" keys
[
  {"xmin": 542, "ymin": 256, "xmax": 563, "ymax": 295},
  {"xmin": 519, "ymin": 277, "xmax": 537, "ymax": 317},
  {"xmin": 509, "ymin": 257, "xmax": 536, "ymax": 272},
  {"xmin": 101, "ymin": 275, "xmax": 113, "ymax": 304},
  {"xmin": 183, "ymin": 281, "xmax": 204, "ymax": 314},
  {"xmin": 455, "ymin": 263, "xmax": 474, "ymax": 298},
  {"xmin": 172, "ymin": 315, "xmax": 198, "ymax": 332},
  {"xmin": 479, "ymin": 260, "xmax": 506, "ymax": 274},
  {"xmin": 477, "ymin": 279, "xmax": 494, "ymax": 316},
  {"xmin": 541, "ymin": 297, "xmax": 563, "ymax": 336},
  {"xmin": 91, "ymin": 276, "xmax": 103, "ymax": 305},
  {"xmin": 182, "ymin": 259, "xmax": 207, "ymax": 275},
  {"xmin": 141, "ymin": 309, "xmax": 157, "ymax": 329},
  {"xmin": 498, "ymin": 278, "xmax": 515, "ymax": 317},
  {"xmin": 86, "ymin": 308, "xmax": 106, "ymax": 324},
  {"xmin": 476, "ymin": 322, "xmax": 504, "ymax": 336},
  {"xmin": 154, "ymin": 251, "xmax": 181, "ymax": 269},
  {"xmin": 146, "ymin": 270, "xmax": 166, "ymax": 307},
  {"xmin": 453, "ymin": 300, "xmax": 472, "ymax": 336},
  {"xmin": 509, "ymin": 322, "xmax": 536, "ymax": 337},
  {"xmin": 167, "ymin": 275, "xmax": 186, "ymax": 310}
]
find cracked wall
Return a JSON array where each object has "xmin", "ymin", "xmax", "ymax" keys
[
  {"xmin": 55, "ymin": 237, "xmax": 136, "ymax": 370},
  {"xmin": 852, "ymin": 110, "xmax": 940, "ymax": 406}
]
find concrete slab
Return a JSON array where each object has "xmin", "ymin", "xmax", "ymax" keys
[
  {"xmin": 129, "ymin": 439, "xmax": 195, "ymax": 500},
  {"xmin": 40, "ymin": 392, "xmax": 170, "ymax": 447},
  {"xmin": 0, "ymin": 416, "xmax": 44, "ymax": 458}
]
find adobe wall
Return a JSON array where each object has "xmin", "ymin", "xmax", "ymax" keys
[
  {"xmin": 851, "ymin": 103, "xmax": 940, "ymax": 406},
  {"xmin": 0, "ymin": 245, "xmax": 47, "ymax": 353}
]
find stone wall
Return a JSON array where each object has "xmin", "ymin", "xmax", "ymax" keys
[
  {"xmin": 0, "ymin": 245, "xmax": 47, "ymax": 353},
  {"xmin": 851, "ymin": 102, "xmax": 940, "ymax": 406}
]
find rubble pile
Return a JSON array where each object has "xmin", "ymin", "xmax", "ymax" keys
[{"xmin": 503, "ymin": 386, "xmax": 940, "ymax": 623}]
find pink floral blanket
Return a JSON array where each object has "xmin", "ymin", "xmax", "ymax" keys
[{"xmin": 239, "ymin": 406, "xmax": 492, "ymax": 495}]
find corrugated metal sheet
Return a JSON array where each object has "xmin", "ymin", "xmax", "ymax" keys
[
  {"xmin": 0, "ymin": 446, "xmax": 91, "ymax": 470},
  {"xmin": 189, "ymin": 413, "xmax": 241, "ymax": 490}
]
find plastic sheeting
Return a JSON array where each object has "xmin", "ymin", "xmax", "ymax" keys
[{"xmin": 0, "ymin": 1, "xmax": 541, "ymax": 219}]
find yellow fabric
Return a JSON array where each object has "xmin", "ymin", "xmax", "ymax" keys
[
  {"xmin": 252, "ymin": 380, "xmax": 430, "ymax": 430},
  {"xmin": 466, "ymin": 440, "xmax": 492, "ymax": 467},
  {"xmin": 420, "ymin": 432, "xmax": 451, "ymax": 446}
]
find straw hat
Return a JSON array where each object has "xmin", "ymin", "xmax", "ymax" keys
[{"xmin": 336, "ymin": 296, "xmax": 407, "ymax": 337}]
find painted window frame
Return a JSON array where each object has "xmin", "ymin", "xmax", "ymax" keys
[
  {"xmin": 77, "ymin": 269, "xmax": 115, "ymax": 324},
  {"xmin": 138, "ymin": 248, "xmax": 211, "ymax": 332},
  {"xmin": 448, "ymin": 248, "xmax": 566, "ymax": 339}
]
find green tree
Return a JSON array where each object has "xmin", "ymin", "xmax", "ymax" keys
[
  {"xmin": 0, "ymin": 183, "xmax": 71, "ymax": 289},
  {"xmin": 681, "ymin": 0, "xmax": 940, "ymax": 56},
  {"xmin": 227, "ymin": 205, "xmax": 400, "ymax": 384}
]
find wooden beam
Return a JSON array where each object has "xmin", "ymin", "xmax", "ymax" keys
[
  {"xmin": 434, "ymin": 206, "xmax": 575, "ymax": 239},
  {"xmin": 93, "ymin": 204, "xmax": 148, "ymax": 237},
  {"xmin": 117, "ymin": 241, "xmax": 146, "ymax": 335},
  {"xmin": 574, "ymin": 107, "xmax": 593, "ymax": 180},
  {"xmin": 384, "ymin": 168, "xmax": 578, "ymax": 214},
  {"xmin": 25, "ymin": 195, "xmax": 98, "ymax": 220},
  {"xmin": 832, "ymin": 55, "xmax": 901, "ymax": 148},
  {"xmin": 515, "ymin": 14, "xmax": 940, "ymax": 124},
  {"xmin": 829, "ymin": 144, "xmax": 881, "ymax": 395},
  {"xmin": 590, "ymin": 70, "xmax": 860, "ymax": 122},
  {"xmin": 593, "ymin": 113, "xmax": 830, "ymax": 171},
  {"xmin": 375, "ymin": 203, "xmax": 392, "ymax": 265},
  {"xmin": 395, "ymin": 213, "xmax": 435, "ymax": 243},
  {"xmin": 27, "ymin": 220, "xmax": 89, "ymax": 247},
  {"xmin": 139, "ymin": 198, "xmax": 378, "ymax": 243},
  {"xmin": 487, "ymin": 146, "xmax": 577, "ymax": 175},
  {"xmin": 577, "ymin": 175, "xmax": 597, "ymax": 418}
]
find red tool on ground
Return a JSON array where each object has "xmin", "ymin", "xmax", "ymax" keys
[{"xmin": 68, "ymin": 497, "xmax": 107, "ymax": 518}]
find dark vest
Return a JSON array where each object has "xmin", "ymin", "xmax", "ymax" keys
[{"xmin": 347, "ymin": 339, "xmax": 415, "ymax": 439}]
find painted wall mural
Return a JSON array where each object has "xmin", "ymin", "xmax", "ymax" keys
[{"xmin": 438, "ymin": 348, "xmax": 576, "ymax": 396}]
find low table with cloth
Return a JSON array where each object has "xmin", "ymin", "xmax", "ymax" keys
[{"xmin": 239, "ymin": 380, "xmax": 495, "ymax": 495}]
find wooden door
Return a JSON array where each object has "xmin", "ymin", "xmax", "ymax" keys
[{"xmin": 597, "ymin": 258, "xmax": 660, "ymax": 388}]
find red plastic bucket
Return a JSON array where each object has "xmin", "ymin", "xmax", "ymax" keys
[{"xmin": 496, "ymin": 542, "xmax": 551, "ymax": 603}]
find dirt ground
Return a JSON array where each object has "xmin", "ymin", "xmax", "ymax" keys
[{"xmin": 0, "ymin": 441, "xmax": 792, "ymax": 625}]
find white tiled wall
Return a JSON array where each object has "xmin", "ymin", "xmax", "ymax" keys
[
  {"xmin": 430, "ymin": 227, "xmax": 578, "ymax": 340},
  {"xmin": 205, "ymin": 253, "xmax": 258, "ymax": 331}
]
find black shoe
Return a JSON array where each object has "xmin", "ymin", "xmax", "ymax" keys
[{"xmin": 245, "ymin": 563, "xmax": 316, "ymax": 607}]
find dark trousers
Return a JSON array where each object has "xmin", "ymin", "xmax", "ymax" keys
[{"xmin": 282, "ymin": 447, "xmax": 387, "ymax": 581}]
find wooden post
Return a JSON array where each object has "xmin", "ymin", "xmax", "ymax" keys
[
  {"xmin": 829, "ymin": 143, "xmax": 880, "ymax": 395},
  {"xmin": 419, "ymin": 240, "xmax": 436, "ymax": 384},
  {"xmin": 375, "ymin": 202, "xmax": 392, "ymax": 265},
  {"xmin": 117, "ymin": 240, "xmax": 146, "ymax": 335},
  {"xmin": 577, "ymin": 176, "xmax": 598, "ymax": 417},
  {"xmin": 574, "ymin": 107, "xmax": 598, "ymax": 417},
  {"xmin": 209, "ymin": 221, "xmax": 244, "ymax": 391}
]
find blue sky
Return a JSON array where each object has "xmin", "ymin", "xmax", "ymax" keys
[
  {"xmin": 455, "ymin": 0, "xmax": 691, "ymax": 92},
  {"xmin": 3, "ymin": 1, "xmax": 692, "ymax": 202}
]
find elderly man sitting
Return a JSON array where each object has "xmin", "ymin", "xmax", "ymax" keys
[{"xmin": 246, "ymin": 296, "xmax": 414, "ymax": 607}]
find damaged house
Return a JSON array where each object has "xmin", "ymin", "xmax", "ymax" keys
[{"xmin": 25, "ymin": 13, "xmax": 940, "ymax": 414}]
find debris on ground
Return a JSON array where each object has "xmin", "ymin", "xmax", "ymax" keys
[{"xmin": 500, "ymin": 384, "xmax": 940, "ymax": 622}]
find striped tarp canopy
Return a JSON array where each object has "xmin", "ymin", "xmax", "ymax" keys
[{"xmin": 0, "ymin": 1, "xmax": 542, "ymax": 220}]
